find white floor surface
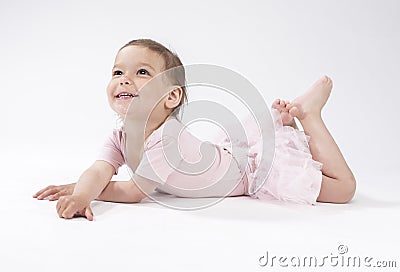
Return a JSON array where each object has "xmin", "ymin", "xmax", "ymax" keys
[{"xmin": 1, "ymin": 145, "xmax": 399, "ymax": 272}]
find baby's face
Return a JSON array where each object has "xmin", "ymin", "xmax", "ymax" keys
[{"xmin": 107, "ymin": 45, "xmax": 165, "ymax": 117}]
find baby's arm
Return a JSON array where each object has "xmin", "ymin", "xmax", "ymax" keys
[
  {"xmin": 97, "ymin": 174, "xmax": 159, "ymax": 203},
  {"xmin": 34, "ymin": 172, "xmax": 158, "ymax": 204},
  {"xmin": 72, "ymin": 160, "xmax": 115, "ymax": 201},
  {"xmin": 56, "ymin": 160, "xmax": 114, "ymax": 220}
]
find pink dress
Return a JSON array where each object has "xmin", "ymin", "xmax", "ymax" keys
[
  {"xmin": 97, "ymin": 118, "xmax": 248, "ymax": 198},
  {"xmin": 97, "ymin": 111, "xmax": 323, "ymax": 205}
]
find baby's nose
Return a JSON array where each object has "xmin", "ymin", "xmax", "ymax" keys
[
  {"xmin": 120, "ymin": 80, "xmax": 131, "ymax": 85},
  {"xmin": 120, "ymin": 76, "xmax": 132, "ymax": 85}
]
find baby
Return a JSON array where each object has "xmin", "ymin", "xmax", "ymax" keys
[{"xmin": 33, "ymin": 39, "xmax": 356, "ymax": 220}]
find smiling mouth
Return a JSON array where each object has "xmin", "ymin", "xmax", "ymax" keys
[{"xmin": 115, "ymin": 93, "xmax": 139, "ymax": 99}]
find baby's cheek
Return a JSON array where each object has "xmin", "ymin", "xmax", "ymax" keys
[{"xmin": 106, "ymin": 82, "xmax": 113, "ymax": 95}]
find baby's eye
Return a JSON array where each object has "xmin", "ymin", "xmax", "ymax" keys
[
  {"xmin": 137, "ymin": 69, "xmax": 150, "ymax": 76},
  {"xmin": 113, "ymin": 70, "xmax": 123, "ymax": 76}
]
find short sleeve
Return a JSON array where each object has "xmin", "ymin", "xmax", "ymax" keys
[
  {"xmin": 96, "ymin": 130, "xmax": 125, "ymax": 175},
  {"xmin": 135, "ymin": 135, "xmax": 181, "ymax": 185}
]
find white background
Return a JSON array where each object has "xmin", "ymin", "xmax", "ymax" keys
[{"xmin": 0, "ymin": 0, "xmax": 399, "ymax": 271}]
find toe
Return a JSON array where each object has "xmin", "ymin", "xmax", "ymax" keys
[
  {"xmin": 289, "ymin": 106, "xmax": 299, "ymax": 117},
  {"xmin": 272, "ymin": 99, "xmax": 281, "ymax": 109}
]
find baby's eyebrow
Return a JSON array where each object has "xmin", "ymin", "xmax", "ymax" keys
[
  {"xmin": 112, "ymin": 62, "xmax": 157, "ymax": 72},
  {"xmin": 137, "ymin": 62, "xmax": 156, "ymax": 72}
]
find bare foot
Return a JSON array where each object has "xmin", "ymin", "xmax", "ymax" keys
[
  {"xmin": 286, "ymin": 75, "xmax": 333, "ymax": 121},
  {"xmin": 271, "ymin": 99, "xmax": 296, "ymax": 127}
]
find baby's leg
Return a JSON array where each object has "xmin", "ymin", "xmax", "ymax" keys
[{"xmin": 287, "ymin": 76, "xmax": 356, "ymax": 203}]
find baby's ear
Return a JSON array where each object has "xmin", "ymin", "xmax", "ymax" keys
[{"xmin": 165, "ymin": 86, "xmax": 182, "ymax": 110}]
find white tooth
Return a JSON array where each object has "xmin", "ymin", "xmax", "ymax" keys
[{"xmin": 116, "ymin": 93, "xmax": 135, "ymax": 98}]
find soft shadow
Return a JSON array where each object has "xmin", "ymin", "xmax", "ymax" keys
[
  {"xmin": 100, "ymin": 191, "xmax": 400, "ymax": 222},
  {"xmin": 138, "ymin": 193, "xmax": 340, "ymax": 222},
  {"xmin": 347, "ymin": 193, "xmax": 400, "ymax": 208},
  {"xmin": 91, "ymin": 201, "xmax": 119, "ymax": 216}
]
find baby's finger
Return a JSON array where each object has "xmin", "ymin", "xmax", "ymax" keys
[
  {"xmin": 33, "ymin": 185, "xmax": 54, "ymax": 198},
  {"xmin": 56, "ymin": 197, "xmax": 67, "ymax": 218},
  {"xmin": 85, "ymin": 207, "xmax": 94, "ymax": 221},
  {"xmin": 36, "ymin": 188, "xmax": 59, "ymax": 200},
  {"xmin": 56, "ymin": 201, "xmax": 63, "ymax": 218},
  {"xmin": 48, "ymin": 192, "xmax": 62, "ymax": 201},
  {"xmin": 49, "ymin": 189, "xmax": 71, "ymax": 201},
  {"xmin": 62, "ymin": 204, "xmax": 77, "ymax": 219}
]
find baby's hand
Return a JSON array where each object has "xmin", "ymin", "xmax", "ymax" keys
[
  {"xmin": 56, "ymin": 195, "xmax": 93, "ymax": 221},
  {"xmin": 33, "ymin": 183, "xmax": 75, "ymax": 201}
]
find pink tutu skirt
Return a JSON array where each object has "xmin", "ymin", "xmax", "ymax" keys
[
  {"xmin": 218, "ymin": 109, "xmax": 323, "ymax": 205},
  {"xmin": 249, "ymin": 109, "xmax": 322, "ymax": 205}
]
